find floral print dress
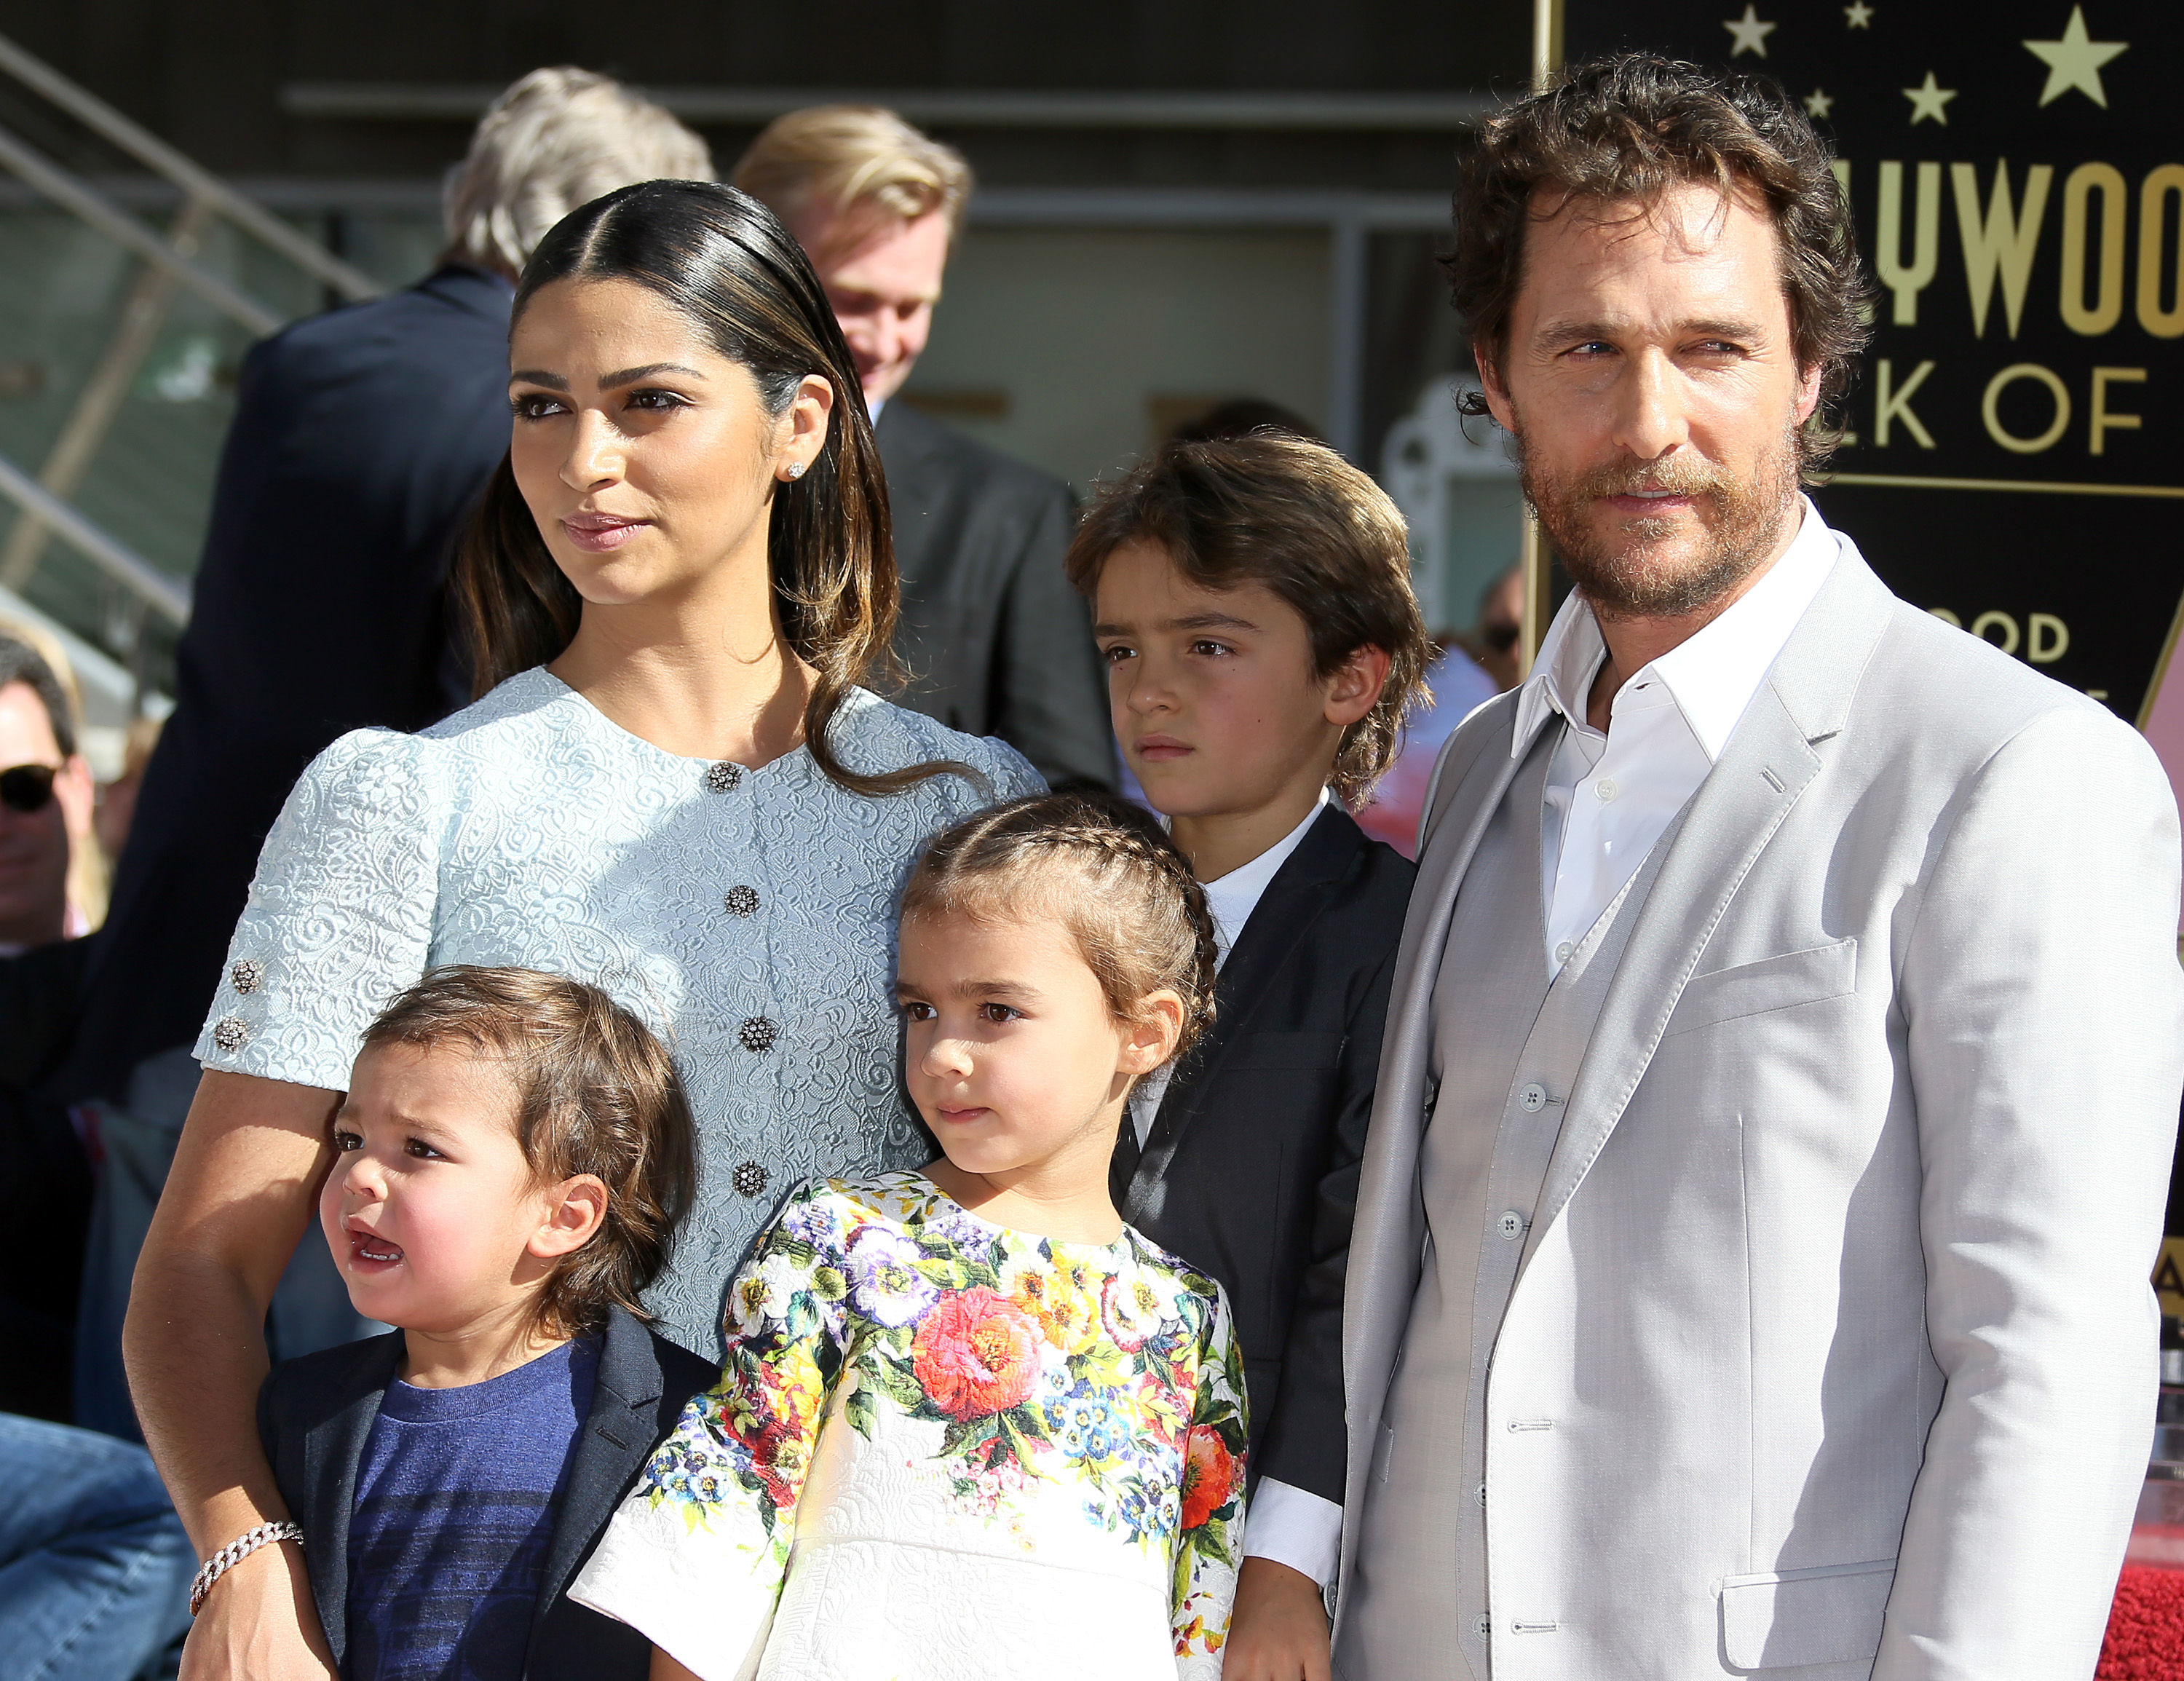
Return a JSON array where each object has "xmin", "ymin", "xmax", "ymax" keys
[{"xmin": 570, "ymin": 1173, "xmax": 1248, "ymax": 1680}]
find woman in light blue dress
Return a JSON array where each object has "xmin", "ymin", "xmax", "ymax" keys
[{"xmin": 130, "ymin": 181, "xmax": 1040, "ymax": 1673}]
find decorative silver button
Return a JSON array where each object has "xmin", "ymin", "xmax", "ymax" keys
[
  {"xmin": 211, "ymin": 1016, "xmax": 248, "ymax": 1052},
  {"xmin": 724, "ymin": 885, "xmax": 760, "ymax": 918},
  {"xmin": 229, "ymin": 959, "xmax": 265, "ymax": 995},
  {"xmin": 1519, "ymin": 1083, "xmax": 1548, "ymax": 1112},
  {"xmin": 732, "ymin": 1160, "xmax": 769, "ymax": 1198},
  {"xmin": 1497, "ymin": 1209, "xmax": 1528, "ymax": 1241},
  {"xmin": 705, "ymin": 762, "xmax": 743, "ymax": 794},
  {"xmin": 738, "ymin": 1016, "xmax": 778, "ymax": 1053}
]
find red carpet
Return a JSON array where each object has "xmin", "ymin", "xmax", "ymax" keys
[{"xmin": 2101, "ymin": 1567, "xmax": 2184, "ymax": 1679}]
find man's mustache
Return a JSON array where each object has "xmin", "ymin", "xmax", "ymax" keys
[{"xmin": 1564, "ymin": 461, "xmax": 1733, "ymax": 500}]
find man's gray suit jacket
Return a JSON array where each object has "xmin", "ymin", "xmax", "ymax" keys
[{"xmin": 1334, "ymin": 537, "xmax": 2184, "ymax": 1679}]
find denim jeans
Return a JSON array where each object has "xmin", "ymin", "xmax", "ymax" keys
[
  {"xmin": 75, "ymin": 1047, "xmax": 376, "ymax": 1440},
  {"xmin": 0, "ymin": 1413, "xmax": 191, "ymax": 1681}
]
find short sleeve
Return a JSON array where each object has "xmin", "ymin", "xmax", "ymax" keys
[
  {"xmin": 1173, "ymin": 1281, "xmax": 1248, "ymax": 1676},
  {"xmin": 194, "ymin": 728, "xmax": 439, "ymax": 1089},
  {"xmin": 569, "ymin": 1181, "xmax": 849, "ymax": 1679}
]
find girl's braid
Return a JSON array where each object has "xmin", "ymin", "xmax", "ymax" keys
[{"xmin": 1022, "ymin": 823, "xmax": 1220, "ymax": 1039}]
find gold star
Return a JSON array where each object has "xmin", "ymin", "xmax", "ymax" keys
[
  {"xmin": 1902, "ymin": 71, "xmax": 1957, "ymax": 124},
  {"xmin": 2023, "ymin": 7, "xmax": 2127, "ymax": 108},
  {"xmin": 1804, "ymin": 88, "xmax": 1835, "ymax": 119},
  {"xmin": 1845, "ymin": 1, "xmax": 1874, "ymax": 25},
  {"xmin": 1723, "ymin": 4, "xmax": 1777, "ymax": 58}
]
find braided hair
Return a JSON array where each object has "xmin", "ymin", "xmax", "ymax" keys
[{"xmin": 901, "ymin": 791, "xmax": 1219, "ymax": 1071}]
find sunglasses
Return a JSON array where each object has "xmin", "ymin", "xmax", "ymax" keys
[{"xmin": 0, "ymin": 763, "xmax": 58, "ymax": 814}]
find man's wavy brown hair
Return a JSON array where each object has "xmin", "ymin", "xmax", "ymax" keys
[
  {"xmin": 360, "ymin": 965, "xmax": 696, "ymax": 1339},
  {"xmin": 1449, "ymin": 52, "xmax": 1875, "ymax": 474}
]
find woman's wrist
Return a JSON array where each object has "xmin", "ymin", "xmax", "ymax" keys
[{"xmin": 190, "ymin": 1521, "xmax": 307, "ymax": 1615}]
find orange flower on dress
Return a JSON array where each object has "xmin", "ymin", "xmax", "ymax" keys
[
  {"xmin": 1179, "ymin": 1425, "xmax": 1237, "ymax": 1531},
  {"xmin": 911, "ymin": 1287, "xmax": 1044, "ymax": 1420}
]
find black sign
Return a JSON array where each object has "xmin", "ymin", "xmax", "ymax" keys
[{"xmin": 1557, "ymin": 1, "xmax": 2184, "ymax": 740}]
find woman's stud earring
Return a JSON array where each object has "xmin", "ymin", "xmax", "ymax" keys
[{"xmin": 786, "ymin": 462, "xmax": 805, "ymax": 480}]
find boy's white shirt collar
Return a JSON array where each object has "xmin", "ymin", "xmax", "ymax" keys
[
  {"xmin": 1513, "ymin": 494, "xmax": 1839, "ymax": 762},
  {"xmin": 1192, "ymin": 786, "xmax": 1332, "ymax": 961},
  {"xmin": 1130, "ymin": 786, "xmax": 1331, "ymax": 1142}
]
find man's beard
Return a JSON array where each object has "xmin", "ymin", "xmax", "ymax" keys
[{"xmin": 1515, "ymin": 424, "xmax": 1802, "ymax": 621}]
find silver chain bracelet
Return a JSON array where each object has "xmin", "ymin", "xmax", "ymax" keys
[{"xmin": 188, "ymin": 1521, "xmax": 306, "ymax": 1616}]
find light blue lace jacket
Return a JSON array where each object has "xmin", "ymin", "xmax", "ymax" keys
[{"xmin": 195, "ymin": 668, "xmax": 1041, "ymax": 1355}]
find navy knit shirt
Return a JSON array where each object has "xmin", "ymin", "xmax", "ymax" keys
[{"xmin": 345, "ymin": 1336, "xmax": 598, "ymax": 1681}]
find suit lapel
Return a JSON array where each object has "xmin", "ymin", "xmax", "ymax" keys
[
  {"xmin": 530, "ymin": 1310, "xmax": 663, "ymax": 1645},
  {"xmin": 1341, "ymin": 694, "xmax": 1541, "ymax": 1383},
  {"xmin": 1121, "ymin": 809, "xmax": 1363, "ymax": 1222},
  {"xmin": 1520, "ymin": 543, "xmax": 1899, "ymax": 1261},
  {"xmin": 302, "ymin": 1334, "xmax": 403, "ymax": 1663}
]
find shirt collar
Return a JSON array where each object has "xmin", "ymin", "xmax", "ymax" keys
[
  {"xmin": 1192, "ymin": 788, "xmax": 1331, "ymax": 956},
  {"xmin": 1511, "ymin": 495, "xmax": 1839, "ymax": 762}
]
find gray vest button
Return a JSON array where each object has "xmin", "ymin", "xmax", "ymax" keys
[
  {"xmin": 1519, "ymin": 1082, "xmax": 1548, "ymax": 1112},
  {"xmin": 1497, "ymin": 1209, "xmax": 1528, "ymax": 1240}
]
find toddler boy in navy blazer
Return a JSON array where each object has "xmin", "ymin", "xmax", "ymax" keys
[
  {"xmin": 252, "ymin": 967, "xmax": 713, "ymax": 1681},
  {"xmin": 1067, "ymin": 432, "xmax": 1431, "ymax": 1677}
]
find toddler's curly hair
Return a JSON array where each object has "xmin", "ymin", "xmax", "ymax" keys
[{"xmin": 360, "ymin": 965, "xmax": 696, "ymax": 1337}]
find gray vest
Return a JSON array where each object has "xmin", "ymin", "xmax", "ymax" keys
[{"xmin": 1340, "ymin": 726, "xmax": 1684, "ymax": 1680}]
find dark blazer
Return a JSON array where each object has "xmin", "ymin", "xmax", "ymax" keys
[
  {"xmin": 1111, "ymin": 805, "xmax": 1414, "ymax": 1504},
  {"xmin": 57, "ymin": 264, "xmax": 514, "ymax": 1101},
  {"xmin": 258, "ymin": 1305, "xmax": 715, "ymax": 1681},
  {"xmin": 875, "ymin": 399, "xmax": 1115, "ymax": 791},
  {"xmin": 0, "ymin": 936, "xmax": 95, "ymax": 1420}
]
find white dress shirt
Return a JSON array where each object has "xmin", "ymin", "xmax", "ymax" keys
[{"xmin": 1520, "ymin": 497, "xmax": 1839, "ymax": 974}]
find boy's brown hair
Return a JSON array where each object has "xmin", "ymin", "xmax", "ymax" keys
[
  {"xmin": 359, "ymin": 966, "xmax": 697, "ymax": 1337},
  {"xmin": 1065, "ymin": 432, "xmax": 1431, "ymax": 807}
]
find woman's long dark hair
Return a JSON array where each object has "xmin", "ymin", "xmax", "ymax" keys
[{"xmin": 455, "ymin": 178, "xmax": 967, "ymax": 798}]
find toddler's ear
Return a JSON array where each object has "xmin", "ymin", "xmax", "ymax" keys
[{"xmin": 531, "ymin": 1174, "xmax": 608, "ymax": 1259}]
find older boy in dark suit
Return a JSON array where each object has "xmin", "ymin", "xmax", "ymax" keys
[{"xmin": 1067, "ymin": 433, "xmax": 1431, "ymax": 1679}]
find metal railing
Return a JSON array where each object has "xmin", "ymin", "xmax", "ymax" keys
[{"xmin": 0, "ymin": 31, "xmax": 379, "ymax": 630}]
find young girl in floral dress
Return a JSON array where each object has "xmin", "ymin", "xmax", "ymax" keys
[{"xmin": 571, "ymin": 791, "xmax": 1249, "ymax": 1679}]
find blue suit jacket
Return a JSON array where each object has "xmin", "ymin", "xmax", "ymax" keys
[
  {"xmin": 58, "ymin": 264, "xmax": 514, "ymax": 1101},
  {"xmin": 258, "ymin": 1305, "xmax": 715, "ymax": 1681}
]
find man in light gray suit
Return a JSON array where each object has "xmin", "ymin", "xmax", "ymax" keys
[{"xmin": 1328, "ymin": 55, "xmax": 2184, "ymax": 1681}]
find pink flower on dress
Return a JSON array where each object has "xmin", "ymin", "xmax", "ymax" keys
[{"xmin": 911, "ymin": 1288, "xmax": 1043, "ymax": 1421}]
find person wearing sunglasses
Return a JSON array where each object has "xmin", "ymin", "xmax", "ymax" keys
[
  {"xmin": 0, "ymin": 633, "xmax": 92, "ymax": 954},
  {"xmin": 0, "ymin": 630, "xmax": 100, "ymax": 1428}
]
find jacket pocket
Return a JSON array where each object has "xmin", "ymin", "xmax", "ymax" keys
[
  {"xmin": 1720, "ymin": 1557, "xmax": 1896, "ymax": 1669},
  {"xmin": 1664, "ymin": 938, "xmax": 1857, "ymax": 1040}
]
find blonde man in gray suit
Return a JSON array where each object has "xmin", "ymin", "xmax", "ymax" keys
[{"xmin": 1317, "ymin": 53, "xmax": 2184, "ymax": 1681}]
